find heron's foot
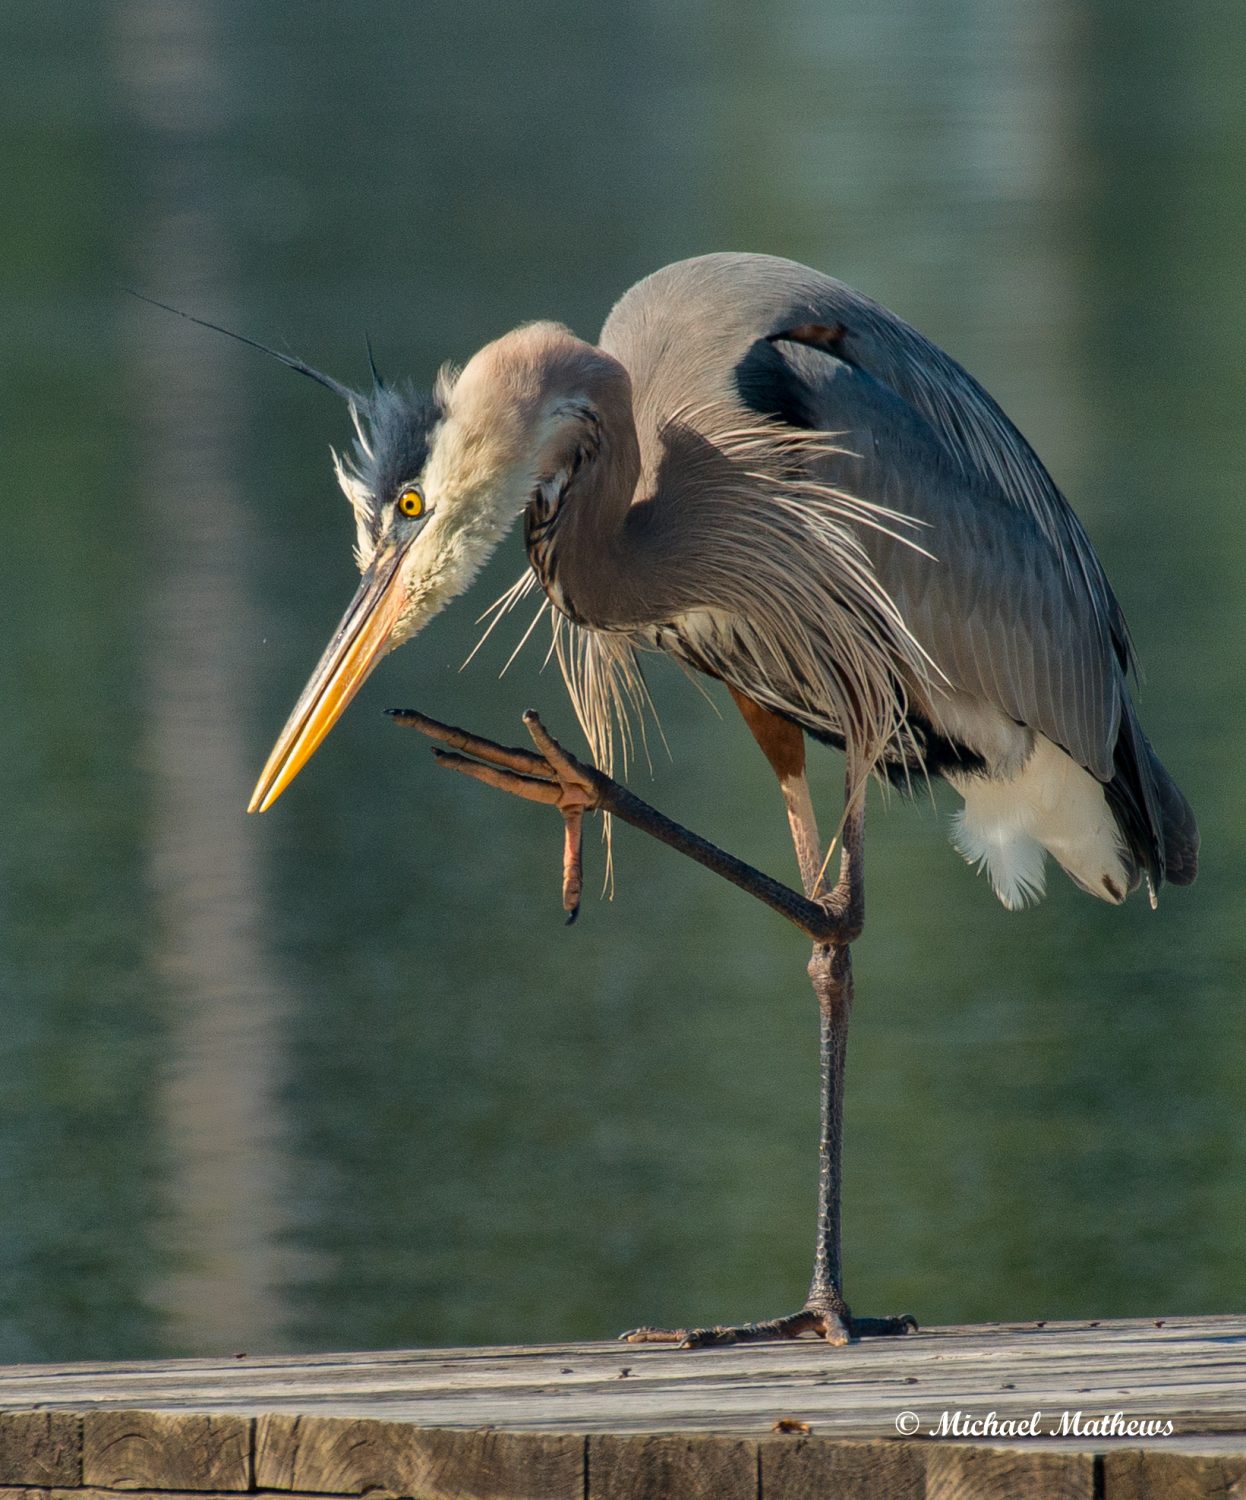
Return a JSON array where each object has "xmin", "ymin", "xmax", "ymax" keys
[
  {"xmin": 387, "ymin": 707, "xmax": 603, "ymax": 921},
  {"xmin": 620, "ymin": 1306, "xmax": 917, "ymax": 1349}
]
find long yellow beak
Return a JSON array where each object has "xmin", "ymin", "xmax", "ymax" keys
[{"xmin": 248, "ymin": 546, "xmax": 411, "ymax": 814}]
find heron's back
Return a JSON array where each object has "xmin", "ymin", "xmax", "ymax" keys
[{"xmin": 600, "ymin": 253, "xmax": 1197, "ymax": 898}]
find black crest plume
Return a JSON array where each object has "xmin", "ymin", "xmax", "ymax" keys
[{"xmin": 128, "ymin": 290, "xmax": 362, "ymax": 405}]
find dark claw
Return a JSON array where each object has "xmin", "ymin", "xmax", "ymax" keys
[{"xmin": 851, "ymin": 1313, "xmax": 918, "ymax": 1336}]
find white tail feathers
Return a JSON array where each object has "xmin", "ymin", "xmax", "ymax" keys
[
  {"xmin": 951, "ymin": 807, "xmax": 1048, "ymax": 911},
  {"xmin": 950, "ymin": 735, "xmax": 1132, "ymax": 909}
]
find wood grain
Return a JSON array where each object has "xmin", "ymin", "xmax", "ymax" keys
[
  {"xmin": 0, "ymin": 1412, "xmax": 80, "ymax": 1486},
  {"xmin": 587, "ymin": 1434, "xmax": 756, "ymax": 1500},
  {"xmin": 1103, "ymin": 1448, "xmax": 1246, "ymax": 1498},
  {"xmin": 47, "ymin": 1492, "xmax": 335, "ymax": 1500},
  {"xmin": 926, "ymin": 1445, "xmax": 1096, "ymax": 1499},
  {"xmin": 759, "ymin": 1436, "xmax": 925, "ymax": 1498},
  {"xmin": 255, "ymin": 1414, "xmax": 582, "ymax": 1500},
  {"xmin": 82, "ymin": 1413, "xmax": 250, "ymax": 1491}
]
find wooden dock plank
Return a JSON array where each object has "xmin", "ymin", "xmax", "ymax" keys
[
  {"xmin": 925, "ymin": 1446, "xmax": 1096, "ymax": 1499},
  {"xmin": 254, "ymin": 1414, "xmax": 582, "ymax": 1500},
  {"xmin": 0, "ymin": 1317, "xmax": 1241, "ymax": 1440},
  {"xmin": 81, "ymin": 1414, "xmax": 251, "ymax": 1492},
  {"xmin": 758, "ymin": 1436, "xmax": 925, "ymax": 1498},
  {"xmin": 0, "ymin": 1413, "xmax": 80, "ymax": 1486},
  {"xmin": 1102, "ymin": 1448, "xmax": 1246, "ymax": 1499},
  {"xmin": 587, "ymin": 1434, "xmax": 756, "ymax": 1500},
  {"xmin": 0, "ymin": 1318, "xmax": 1241, "ymax": 1499}
]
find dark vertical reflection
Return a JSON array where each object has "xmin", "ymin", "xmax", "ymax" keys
[{"xmin": 111, "ymin": 1, "xmax": 310, "ymax": 1353}]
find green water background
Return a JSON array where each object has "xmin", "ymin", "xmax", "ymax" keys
[{"xmin": 0, "ymin": 2, "xmax": 1241, "ymax": 1359}]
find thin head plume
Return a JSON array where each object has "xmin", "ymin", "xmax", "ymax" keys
[
  {"xmin": 365, "ymin": 333, "xmax": 384, "ymax": 389},
  {"xmin": 127, "ymin": 289, "xmax": 361, "ymax": 405}
]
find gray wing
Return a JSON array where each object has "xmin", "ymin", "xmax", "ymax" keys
[
  {"xmin": 776, "ymin": 335, "xmax": 1126, "ymax": 781},
  {"xmin": 604, "ymin": 252, "xmax": 1131, "ymax": 781}
]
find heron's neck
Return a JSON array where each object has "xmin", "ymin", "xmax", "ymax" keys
[
  {"xmin": 541, "ymin": 421, "xmax": 736, "ymax": 633},
  {"xmin": 428, "ymin": 322, "xmax": 708, "ymax": 636}
]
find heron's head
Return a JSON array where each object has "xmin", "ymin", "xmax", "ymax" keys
[{"xmin": 249, "ymin": 321, "xmax": 635, "ymax": 813}]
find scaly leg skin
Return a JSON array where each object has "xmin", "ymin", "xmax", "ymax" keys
[{"xmin": 387, "ymin": 709, "xmax": 918, "ymax": 1346}]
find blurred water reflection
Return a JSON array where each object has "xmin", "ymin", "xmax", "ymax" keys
[{"xmin": 0, "ymin": 1, "xmax": 1240, "ymax": 1360}]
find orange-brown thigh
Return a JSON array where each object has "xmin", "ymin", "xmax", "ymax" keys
[{"xmin": 727, "ymin": 686, "xmax": 806, "ymax": 781}]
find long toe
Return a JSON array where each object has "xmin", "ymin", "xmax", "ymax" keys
[
  {"xmin": 620, "ymin": 1308, "xmax": 917, "ymax": 1348},
  {"xmin": 619, "ymin": 1327, "xmax": 688, "ymax": 1345}
]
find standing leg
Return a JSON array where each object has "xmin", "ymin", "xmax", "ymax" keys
[
  {"xmin": 805, "ymin": 941, "xmax": 853, "ymax": 1340},
  {"xmin": 803, "ymin": 786, "xmax": 901, "ymax": 1342},
  {"xmin": 801, "ymin": 786, "xmax": 908, "ymax": 1336},
  {"xmin": 392, "ymin": 707, "xmax": 915, "ymax": 1346},
  {"xmin": 728, "ymin": 694, "xmax": 860, "ymax": 1337},
  {"xmin": 623, "ymin": 700, "xmax": 909, "ymax": 1345}
]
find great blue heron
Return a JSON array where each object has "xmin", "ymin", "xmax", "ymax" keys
[{"xmin": 225, "ymin": 253, "xmax": 1197, "ymax": 1346}]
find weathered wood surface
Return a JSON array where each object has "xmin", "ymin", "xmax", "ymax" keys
[
  {"xmin": 0, "ymin": 1316, "xmax": 1241, "ymax": 1438},
  {"xmin": 0, "ymin": 1317, "xmax": 1241, "ymax": 1499}
]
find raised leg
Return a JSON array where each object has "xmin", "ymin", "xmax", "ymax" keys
[{"xmin": 388, "ymin": 708, "xmax": 847, "ymax": 944}]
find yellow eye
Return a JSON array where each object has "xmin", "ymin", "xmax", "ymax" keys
[{"xmin": 398, "ymin": 488, "xmax": 424, "ymax": 518}]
